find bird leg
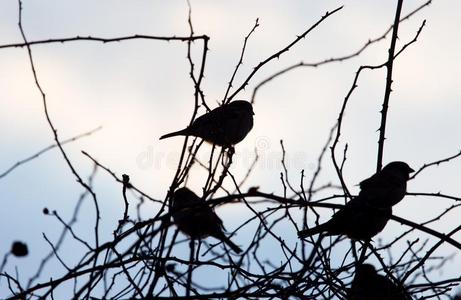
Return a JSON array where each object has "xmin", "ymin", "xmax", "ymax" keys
[
  {"xmin": 196, "ymin": 240, "xmax": 202, "ymax": 259},
  {"xmin": 226, "ymin": 145, "xmax": 235, "ymax": 157}
]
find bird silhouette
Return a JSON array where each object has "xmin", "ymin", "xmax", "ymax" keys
[
  {"xmin": 170, "ymin": 187, "xmax": 242, "ymax": 253},
  {"xmin": 160, "ymin": 100, "xmax": 254, "ymax": 147},
  {"xmin": 348, "ymin": 264, "xmax": 412, "ymax": 300},
  {"xmin": 298, "ymin": 161, "xmax": 413, "ymax": 241},
  {"xmin": 298, "ymin": 196, "xmax": 392, "ymax": 241}
]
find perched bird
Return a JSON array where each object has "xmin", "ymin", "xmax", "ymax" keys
[
  {"xmin": 297, "ymin": 196, "xmax": 392, "ymax": 241},
  {"xmin": 298, "ymin": 161, "xmax": 413, "ymax": 241},
  {"xmin": 348, "ymin": 264, "xmax": 412, "ymax": 300},
  {"xmin": 359, "ymin": 161, "xmax": 414, "ymax": 207},
  {"xmin": 160, "ymin": 100, "xmax": 254, "ymax": 147},
  {"xmin": 170, "ymin": 187, "xmax": 242, "ymax": 253}
]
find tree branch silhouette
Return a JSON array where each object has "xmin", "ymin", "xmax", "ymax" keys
[{"xmin": 1, "ymin": 1, "xmax": 459, "ymax": 299}]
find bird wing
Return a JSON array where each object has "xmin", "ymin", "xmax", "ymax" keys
[
  {"xmin": 205, "ymin": 205, "xmax": 225, "ymax": 229},
  {"xmin": 325, "ymin": 196, "xmax": 392, "ymax": 239},
  {"xmin": 360, "ymin": 169, "xmax": 407, "ymax": 192},
  {"xmin": 191, "ymin": 202, "xmax": 225, "ymax": 231},
  {"xmin": 359, "ymin": 171, "xmax": 407, "ymax": 207},
  {"xmin": 189, "ymin": 106, "xmax": 225, "ymax": 131},
  {"xmin": 359, "ymin": 172, "xmax": 382, "ymax": 190}
]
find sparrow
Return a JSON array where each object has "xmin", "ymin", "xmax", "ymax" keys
[
  {"xmin": 348, "ymin": 264, "xmax": 412, "ymax": 300},
  {"xmin": 160, "ymin": 100, "xmax": 254, "ymax": 147},
  {"xmin": 169, "ymin": 187, "xmax": 242, "ymax": 253},
  {"xmin": 359, "ymin": 161, "xmax": 414, "ymax": 207},
  {"xmin": 297, "ymin": 195, "xmax": 392, "ymax": 241},
  {"xmin": 298, "ymin": 161, "xmax": 413, "ymax": 241}
]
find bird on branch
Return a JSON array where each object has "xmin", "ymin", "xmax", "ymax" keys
[
  {"xmin": 298, "ymin": 161, "xmax": 414, "ymax": 241},
  {"xmin": 160, "ymin": 100, "xmax": 254, "ymax": 147},
  {"xmin": 170, "ymin": 187, "xmax": 242, "ymax": 253},
  {"xmin": 348, "ymin": 264, "xmax": 412, "ymax": 300}
]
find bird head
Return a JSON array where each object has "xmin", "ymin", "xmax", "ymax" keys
[
  {"xmin": 170, "ymin": 187, "xmax": 201, "ymax": 210},
  {"xmin": 382, "ymin": 161, "xmax": 414, "ymax": 181},
  {"xmin": 355, "ymin": 263, "xmax": 377, "ymax": 278},
  {"xmin": 351, "ymin": 264, "xmax": 380, "ymax": 290},
  {"xmin": 231, "ymin": 100, "xmax": 254, "ymax": 115}
]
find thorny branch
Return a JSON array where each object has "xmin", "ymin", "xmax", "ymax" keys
[
  {"xmin": 376, "ymin": 0, "xmax": 404, "ymax": 172},
  {"xmin": 1, "ymin": 1, "xmax": 459, "ymax": 299}
]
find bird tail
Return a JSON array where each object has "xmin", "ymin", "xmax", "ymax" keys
[
  {"xmin": 219, "ymin": 235, "xmax": 242, "ymax": 253},
  {"xmin": 298, "ymin": 224, "xmax": 327, "ymax": 239},
  {"xmin": 159, "ymin": 128, "xmax": 188, "ymax": 140}
]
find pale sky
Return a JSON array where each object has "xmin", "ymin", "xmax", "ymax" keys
[{"xmin": 0, "ymin": 0, "xmax": 460, "ymax": 298}]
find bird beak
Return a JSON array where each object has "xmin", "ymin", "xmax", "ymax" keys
[{"xmin": 409, "ymin": 167, "xmax": 415, "ymax": 173}]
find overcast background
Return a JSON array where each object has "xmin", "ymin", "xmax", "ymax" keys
[{"xmin": 0, "ymin": 0, "xmax": 460, "ymax": 298}]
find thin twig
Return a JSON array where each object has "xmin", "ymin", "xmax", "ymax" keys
[
  {"xmin": 228, "ymin": 6, "xmax": 343, "ymax": 101},
  {"xmin": 0, "ymin": 126, "xmax": 101, "ymax": 179}
]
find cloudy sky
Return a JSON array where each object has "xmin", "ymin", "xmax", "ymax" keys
[{"xmin": 0, "ymin": 0, "xmax": 460, "ymax": 297}]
